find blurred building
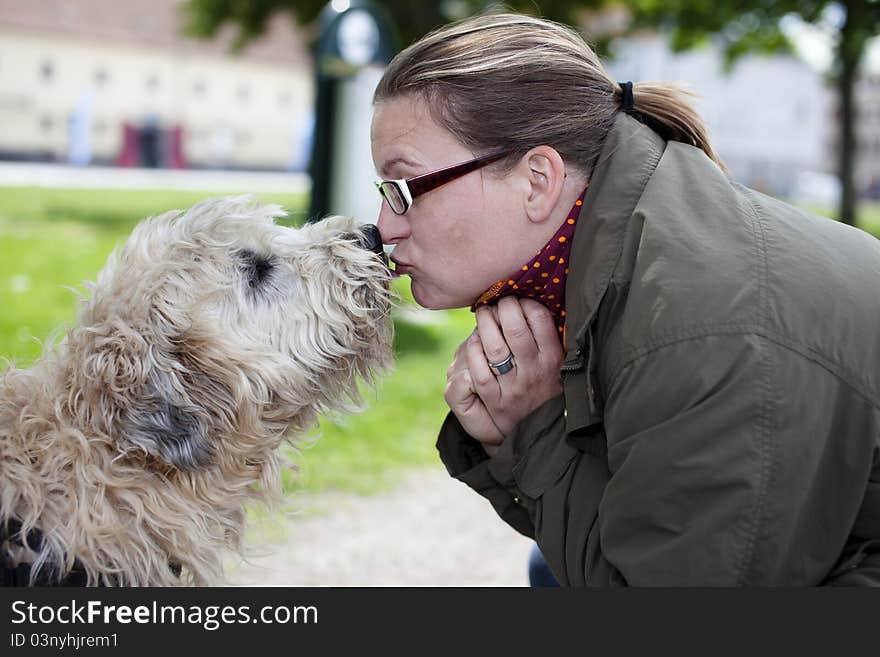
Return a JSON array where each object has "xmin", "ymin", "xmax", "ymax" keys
[
  {"xmin": 0, "ymin": 0, "xmax": 313, "ymax": 170},
  {"xmin": 605, "ymin": 33, "xmax": 833, "ymax": 201}
]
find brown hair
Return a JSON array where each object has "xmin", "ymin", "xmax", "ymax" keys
[{"xmin": 374, "ymin": 12, "xmax": 724, "ymax": 175}]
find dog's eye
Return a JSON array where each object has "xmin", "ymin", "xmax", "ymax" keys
[{"xmin": 238, "ymin": 249, "xmax": 274, "ymax": 289}]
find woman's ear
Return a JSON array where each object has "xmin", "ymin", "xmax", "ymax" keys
[{"xmin": 522, "ymin": 146, "xmax": 567, "ymax": 225}]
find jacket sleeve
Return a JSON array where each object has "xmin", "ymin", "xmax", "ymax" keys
[
  {"xmin": 435, "ymin": 394, "xmax": 570, "ymax": 539},
  {"xmin": 589, "ymin": 333, "xmax": 879, "ymax": 586}
]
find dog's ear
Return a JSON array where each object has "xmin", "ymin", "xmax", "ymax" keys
[
  {"xmin": 74, "ymin": 319, "xmax": 237, "ymax": 470},
  {"xmin": 125, "ymin": 379, "xmax": 214, "ymax": 471},
  {"xmin": 123, "ymin": 345, "xmax": 238, "ymax": 471},
  {"xmin": 124, "ymin": 366, "xmax": 215, "ymax": 471}
]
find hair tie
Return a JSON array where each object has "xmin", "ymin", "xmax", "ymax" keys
[{"xmin": 619, "ymin": 81, "xmax": 634, "ymax": 112}]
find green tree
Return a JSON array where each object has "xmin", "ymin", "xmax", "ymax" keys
[
  {"xmin": 184, "ymin": 0, "xmax": 878, "ymax": 225},
  {"xmin": 183, "ymin": 0, "xmax": 453, "ymax": 51}
]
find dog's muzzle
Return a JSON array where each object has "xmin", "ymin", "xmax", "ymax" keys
[{"xmin": 357, "ymin": 224, "xmax": 388, "ymax": 268}]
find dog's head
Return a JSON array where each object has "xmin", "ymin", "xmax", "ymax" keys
[{"xmin": 70, "ymin": 197, "xmax": 393, "ymax": 471}]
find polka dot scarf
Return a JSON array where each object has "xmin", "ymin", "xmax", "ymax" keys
[{"xmin": 472, "ymin": 186, "xmax": 588, "ymax": 347}]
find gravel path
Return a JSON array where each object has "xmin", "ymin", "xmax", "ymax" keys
[{"xmin": 226, "ymin": 466, "xmax": 535, "ymax": 587}]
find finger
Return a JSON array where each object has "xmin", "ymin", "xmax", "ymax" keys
[
  {"xmin": 444, "ymin": 367, "xmax": 474, "ymax": 407},
  {"xmin": 446, "ymin": 358, "xmax": 458, "ymax": 378},
  {"xmin": 475, "ymin": 305, "xmax": 511, "ymax": 366},
  {"xmin": 465, "ymin": 330, "xmax": 500, "ymax": 396},
  {"xmin": 495, "ymin": 296, "xmax": 539, "ymax": 364},
  {"xmin": 519, "ymin": 298, "xmax": 565, "ymax": 357},
  {"xmin": 444, "ymin": 370, "xmax": 505, "ymax": 445}
]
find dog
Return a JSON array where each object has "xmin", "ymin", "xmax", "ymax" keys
[{"xmin": 0, "ymin": 196, "xmax": 393, "ymax": 586}]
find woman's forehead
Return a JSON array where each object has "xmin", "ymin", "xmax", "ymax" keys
[
  {"xmin": 373, "ymin": 98, "xmax": 437, "ymax": 150},
  {"xmin": 372, "ymin": 96, "xmax": 470, "ymax": 174}
]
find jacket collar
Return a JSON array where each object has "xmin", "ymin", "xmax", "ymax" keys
[{"xmin": 564, "ymin": 113, "xmax": 666, "ymax": 349}]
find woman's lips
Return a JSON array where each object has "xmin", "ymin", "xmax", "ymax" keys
[{"xmin": 390, "ymin": 259, "xmax": 411, "ymax": 279}]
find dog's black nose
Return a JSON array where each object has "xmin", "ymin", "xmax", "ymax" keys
[{"xmin": 357, "ymin": 224, "xmax": 388, "ymax": 266}]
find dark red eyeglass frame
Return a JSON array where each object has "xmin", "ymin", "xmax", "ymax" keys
[{"xmin": 374, "ymin": 149, "xmax": 513, "ymax": 215}]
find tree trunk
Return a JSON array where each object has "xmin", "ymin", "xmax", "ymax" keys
[{"xmin": 836, "ymin": 1, "xmax": 869, "ymax": 226}]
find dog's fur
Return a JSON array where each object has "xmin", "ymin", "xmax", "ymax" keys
[{"xmin": 0, "ymin": 197, "xmax": 393, "ymax": 586}]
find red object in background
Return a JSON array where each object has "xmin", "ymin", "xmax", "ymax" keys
[
  {"xmin": 166, "ymin": 124, "xmax": 187, "ymax": 169},
  {"xmin": 116, "ymin": 121, "xmax": 140, "ymax": 167},
  {"xmin": 115, "ymin": 121, "xmax": 188, "ymax": 168}
]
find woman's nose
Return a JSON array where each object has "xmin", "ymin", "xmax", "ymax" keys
[{"xmin": 376, "ymin": 202, "xmax": 410, "ymax": 244}]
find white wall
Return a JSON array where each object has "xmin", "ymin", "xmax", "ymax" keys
[{"xmin": 0, "ymin": 30, "xmax": 314, "ymax": 169}]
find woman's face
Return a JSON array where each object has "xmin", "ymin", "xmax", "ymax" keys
[{"xmin": 371, "ymin": 95, "xmax": 530, "ymax": 310}]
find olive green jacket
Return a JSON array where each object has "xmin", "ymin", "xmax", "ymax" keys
[{"xmin": 437, "ymin": 113, "xmax": 880, "ymax": 586}]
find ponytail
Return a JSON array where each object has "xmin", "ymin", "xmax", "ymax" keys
[{"xmin": 620, "ymin": 83, "xmax": 726, "ymax": 171}]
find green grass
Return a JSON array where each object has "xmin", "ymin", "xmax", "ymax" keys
[{"xmin": 0, "ymin": 186, "xmax": 474, "ymax": 498}]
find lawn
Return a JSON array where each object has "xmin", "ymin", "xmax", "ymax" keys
[{"xmin": 0, "ymin": 186, "xmax": 475, "ymax": 497}]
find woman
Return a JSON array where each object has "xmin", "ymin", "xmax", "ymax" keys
[{"xmin": 370, "ymin": 13, "xmax": 880, "ymax": 586}]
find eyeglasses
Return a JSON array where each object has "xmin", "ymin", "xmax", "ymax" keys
[{"xmin": 374, "ymin": 149, "xmax": 512, "ymax": 215}]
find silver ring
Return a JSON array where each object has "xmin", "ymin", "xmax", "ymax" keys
[{"xmin": 488, "ymin": 352, "xmax": 516, "ymax": 376}]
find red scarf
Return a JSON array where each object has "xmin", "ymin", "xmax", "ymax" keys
[{"xmin": 472, "ymin": 187, "xmax": 588, "ymax": 347}]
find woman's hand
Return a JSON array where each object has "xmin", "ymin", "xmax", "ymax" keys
[
  {"xmin": 444, "ymin": 297, "xmax": 565, "ymax": 455},
  {"xmin": 445, "ymin": 330, "xmax": 507, "ymax": 450}
]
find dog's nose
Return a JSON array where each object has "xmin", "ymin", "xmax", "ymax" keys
[{"xmin": 357, "ymin": 224, "xmax": 388, "ymax": 267}]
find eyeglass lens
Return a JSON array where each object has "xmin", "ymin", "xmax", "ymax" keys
[{"xmin": 379, "ymin": 182, "xmax": 407, "ymax": 214}]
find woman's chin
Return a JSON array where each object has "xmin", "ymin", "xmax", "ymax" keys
[
  {"xmin": 410, "ymin": 282, "xmax": 475, "ymax": 311},
  {"xmin": 409, "ymin": 281, "xmax": 437, "ymax": 309}
]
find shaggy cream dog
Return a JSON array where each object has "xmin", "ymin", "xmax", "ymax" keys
[{"xmin": 0, "ymin": 197, "xmax": 393, "ymax": 586}]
